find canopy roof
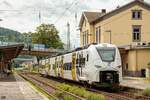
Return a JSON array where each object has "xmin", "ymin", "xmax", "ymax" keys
[{"xmin": 0, "ymin": 44, "xmax": 24, "ymax": 63}]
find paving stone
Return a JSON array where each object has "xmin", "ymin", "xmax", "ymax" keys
[
  {"xmin": 0, "ymin": 74, "xmax": 48, "ymax": 100},
  {"xmin": 121, "ymin": 77, "xmax": 150, "ymax": 90}
]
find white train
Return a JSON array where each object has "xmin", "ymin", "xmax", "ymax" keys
[{"xmin": 40, "ymin": 43, "xmax": 122, "ymax": 85}]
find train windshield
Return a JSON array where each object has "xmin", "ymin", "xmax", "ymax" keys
[{"xmin": 96, "ymin": 47, "xmax": 116, "ymax": 62}]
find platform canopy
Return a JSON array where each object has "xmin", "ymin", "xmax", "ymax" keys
[{"xmin": 0, "ymin": 44, "xmax": 24, "ymax": 71}]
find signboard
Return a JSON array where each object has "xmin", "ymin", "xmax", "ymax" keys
[{"xmin": 33, "ymin": 44, "xmax": 45, "ymax": 50}]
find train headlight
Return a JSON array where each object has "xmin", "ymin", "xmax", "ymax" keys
[{"xmin": 106, "ymin": 73, "xmax": 113, "ymax": 80}]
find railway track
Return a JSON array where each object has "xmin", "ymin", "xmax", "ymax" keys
[
  {"xmin": 87, "ymin": 88, "xmax": 134, "ymax": 100},
  {"xmin": 19, "ymin": 73, "xmax": 150, "ymax": 100},
  {"xmin": 19, "ymin": 73, "xmax": 85, "ymax": 100}
]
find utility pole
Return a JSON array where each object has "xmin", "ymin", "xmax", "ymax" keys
[
  {"xmin": 75, "ymin": 13, "xmax": 77, "ymax": 27},
  {"xmin": 67, "ymin": 22, "xmax": 70, "ymax": 50},
  {"xmin": 39, "ymin": 11, "xmax": 41, "ymax": 24}
]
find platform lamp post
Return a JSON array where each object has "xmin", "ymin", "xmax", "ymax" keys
[{"xmin": 105, "ymin": 30, "xmax": 112, "ymax": 44}]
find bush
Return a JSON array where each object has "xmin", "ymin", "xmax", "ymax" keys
[
  {"xmin": 57, "ymin": 83, "xmax": 105, "ymax": 100},
  {"xmin": 68, "ymin": 86, "xmax": 88, "ymax": 97},
  {"xmin": 58, "ymin": 83, "xmax": 71, "ymax": 91},
  {"xmin": 63, "ymin": 95, "xmax": 75, "ymax": 100},
  {"xmin": 142, "ymin": 88, "xmax": 150, "ymax": 96},
  {"xmin": 87, "ymin": 93, "xmax": 105, "ymax": 100},
  {"xmin": 54, "ymin": 91, "xmax": 64, "ymax": 98}
]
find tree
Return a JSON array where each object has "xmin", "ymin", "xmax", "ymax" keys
[{"xmin": 32, "ymin": 24, "xmax": 63, "ymax": 49}]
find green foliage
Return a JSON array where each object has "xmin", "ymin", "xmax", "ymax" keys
[
  {"xmin": 0, "ymin": 25, "xmax": 64, "ymax": 49},
  {"xmin": 0, "ymin": 27, "xmax": 22, "ymax": 42},
  {"xmin": 87, "ymin": 93, "xmax": 105, "ymax": 100},
  {"xmin": 63, "ymin": 95, "xmax": 75, "ymax": 100},
  {"xmin": 58, "ymin": 83, "xmax": 71, "ymax": 91},
  {"xmin": 54, "ymin": 91, "xmax": 64, "ymax": 98},
  {"xmin": 31, "ymin": 24, "xmax": 64, "ymax": 49},
  {"xmin": 54, "ymin": 91, "xmax": 75, "ymax": 100},
  {"xmin": 142, "ymin": 88, "xmax": 150, "ymax": 96},
  {"xmin": 147, "ymin": 62, "xmax": 150, "ymax": 68},
  {"xmin": 68, "ymin": 86, "xmax": 88, "ymax": 97},
  {"xmin": 58, "ymin": 83, "xmax": 105, "ymax": 100},
  {"xmin": 20, "ymin": 32, "xmax": 32, "ymax": 43}
]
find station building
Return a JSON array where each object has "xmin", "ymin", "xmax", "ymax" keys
[{"xmin": 79, "ymin": 0, "xmax": 150, "ymax": 77}]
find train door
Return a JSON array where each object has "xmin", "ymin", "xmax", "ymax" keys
[
  {"xmin": 58, "ymin": 57, "xmax": 61, "ymax": 77},
  {"xmin": 72, "ymin": 53, "xmax": 76, "ymax": 80},
  {"xmin": 48, "ymin": 59, "xmax": 51, "ymax": 75},
  {"xmin": 76, "ymin": 52, "xmax": 85, "ymax": 79},
  {"xmin": 60, "ymin": 56, "xmax": 64, "ymax": 78},
  {"xmin": 54, "ymin": 57, "xmax": 58, "ymax": 76}
]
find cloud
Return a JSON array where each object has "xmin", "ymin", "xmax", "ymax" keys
[{"xmin": 0, "ymin": 0, "xmax": 149, "ymax": 47}]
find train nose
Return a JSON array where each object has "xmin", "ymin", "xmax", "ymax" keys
[{"xmin": 99, "ymin": 71, "xmax": 119, "ymax": 84}]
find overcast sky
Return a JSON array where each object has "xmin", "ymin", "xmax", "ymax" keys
[{"xmin": 0, "ymin": 0, "xmax": 150, "ymax": 47}]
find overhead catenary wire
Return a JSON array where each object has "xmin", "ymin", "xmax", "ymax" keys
[{"xmin": 53, "ymin": 0, "xmax": 80, "ymax": 24}]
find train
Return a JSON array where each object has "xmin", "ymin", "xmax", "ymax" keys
[{"xmin": 39, "ymin": 43, "xmax": 122, "ymax": 86}]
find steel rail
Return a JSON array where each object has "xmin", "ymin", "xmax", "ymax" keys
[{"xmin": 19, "ymin": 73, "xmax": 85, "ymax": 100}]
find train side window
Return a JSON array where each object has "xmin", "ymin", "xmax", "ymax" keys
[
  {"xmin": 67, "ymin": 63, "xmax": 69, "ymax": 70},
  {"xmin": 70, "ymin": 63, "xmax": 72, "ymax": 70},
  {"xmin": 86, "ymin": 54, "xmax": 89, "ymax": 61},
  {"xmin": 81, "ymin": 58, "xmax": 85, "ymax": 64},
  {"xmin": 64, "ymin": 63, "xmax": 66, "ymax": 70},
  {"xmin": 50, "ymin": 64, "xmax": 52, "ymax": 70},
  {"xmin": 53, "ymin": 64, "xmax": 55, "ymax": 70}
]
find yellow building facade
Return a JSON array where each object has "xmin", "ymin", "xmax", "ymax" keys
[{"xmin": 79, "ymin": 0, "xmax": 150, "ymax": 77}]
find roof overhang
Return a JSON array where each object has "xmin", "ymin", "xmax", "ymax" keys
[
  {"xmin": 92, "ymin": 0, "xmax": 150, "ymax": 24},
  {"xmin": 0, "ymin": 44, "xmax": 24, "ymax": 63}
]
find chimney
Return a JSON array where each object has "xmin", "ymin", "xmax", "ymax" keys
[
  {"xmin": 117, "ymin": 5, "xmax": 120, "ymax": 9},
  {"xmin": 101, "ymin": 9, "xmax": 106, "ymax": 14}
]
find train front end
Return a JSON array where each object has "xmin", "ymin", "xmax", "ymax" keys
[{"xmin": 88, "ymin": 43, "xmax": 122, "ymax": 86}]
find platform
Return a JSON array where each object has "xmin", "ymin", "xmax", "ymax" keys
[
  {"xmin": 121, "ymin": 77, "xmax": 150, "ymax": 90},
  {"xmin": 0, "ymin": 74, "xmax": 48, "ymax": 100}
]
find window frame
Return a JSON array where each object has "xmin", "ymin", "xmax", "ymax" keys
[
  {"xmin": 95, "ymin": 26, "xmax": 101, "ymax": 43},
  {"xmin": 132, "ymin": 10, "xmax": 142, "ymax": 20},
  {"xmin": 132, "ymin": 25, "xmax": 141, "ymax": 42},
  {"xmin": 82, "ymin": 30, "xmax": 88, "ymax": 46},
  {"xmin": 96, "ymin": 47, "xmax": 116, "ymax": 62}
]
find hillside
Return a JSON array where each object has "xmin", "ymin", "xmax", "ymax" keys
[{"xmin": 0, "ymin": 27, "xmax": 22, "ymax": 42}]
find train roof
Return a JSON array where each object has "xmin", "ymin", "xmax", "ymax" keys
[
  {"xmin": 51, "ymin": 43, "xmax": 116, "ymax": 58},
  {"xmin": 52, "ymin": 43, "xmax": 98, "ymax": 57}
]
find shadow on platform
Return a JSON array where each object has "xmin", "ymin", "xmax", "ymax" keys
[{"xmin": 0, "ymin": 74, "xmax": 18, "ymax": 82}]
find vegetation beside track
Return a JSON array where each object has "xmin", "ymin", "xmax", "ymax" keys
[
  {"xmin": 57, "ymin": 83, "xmax": 105, "ymax": 100},
  {"xmin": 19, "ymin": 72, "xmax": 150, "ymax": 100},
  {"xmin": 19, "ymin": 73, "xmax": 105, "ymax": 100},
  {"xmin": 21, "ymin": 74, "xmax": 54, "ymax": 100},
  {"xmin": 141, "ymin": 88, "xmax": 150, "ymax": 96}
]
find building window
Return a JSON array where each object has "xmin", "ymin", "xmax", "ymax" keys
[
  {"xmin": 86, "ymin": 31, "xmax": 88, "ymax": 44},
  {"xmin": 132, "ymin": 10, "xmax": 142, "ymax": 19},
  {"xmin": 84, "ymin": 20, "xmax": 86, "ymax": 27},
  {"xmin": 83, "ymin": 32, "xmax": 85, "ymax": 46},
  {"xmin": 126, "ymin": 64, "xmax": 128, "ymax": 70},
  {"xmin": 132, "ymin": 25, "xmax": 141, "ymax": 42},
  {"xmin": 82, "ymin": 30, "xmax": 88, "ymax": 46},
  {"xmin": 85, "ymin": 32, "xmax": 87, "ymax": 45},
  {"xmin": 95, "ymin": 27, "xmax": 101, "ymax": 43}
]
